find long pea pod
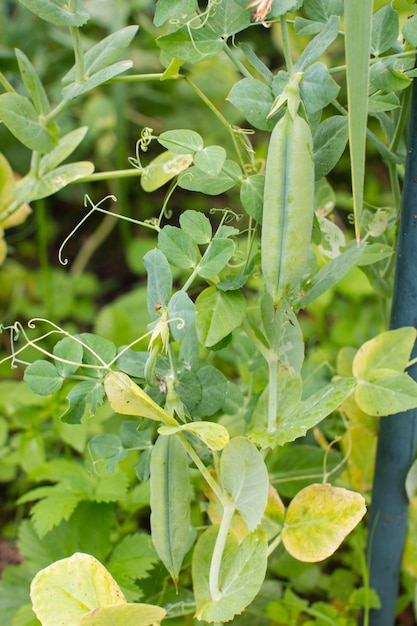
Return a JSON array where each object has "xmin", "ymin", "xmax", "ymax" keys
[{"xmin": 261, "ymin": 109, "xmax": 315, "ymax": 306}]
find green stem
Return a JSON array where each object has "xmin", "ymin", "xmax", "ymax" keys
[
  {"xmin": 280, "ymin": 14, "xmax": 294, "ymax": 75},
  {"xmin": 267, "ymin": 532, "xmax": 282, "ymax": 557},
  {"xmin": 75, "ymin": 168, "xmax": 143, "ymax": 184},
  {"xmin": 267, "ymin": 356, "xmax": 278, "ymax": 433},
  {"xmin": 185, "ymin": 76, "xmax": 230, "ymax": 129},
  {"xmin": 222, "ymin": 42, "xmax": 253, "ymax": 79},
  {"xmin": 70, "ymin": 26, "xmax": 85, "ymax": 84},
  {"xmin": 0, "ymin": 71, "xmax": 16, "ymax": 93},
  {"xmin": 177, "ymin": 433, "xmax": 224, "ymax": 503},
  {"xmin": 209, "ymin": 503, "xmax": 235, "ymax": 601}
]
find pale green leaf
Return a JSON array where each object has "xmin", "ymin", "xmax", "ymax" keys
[
  {"xmin": 53, "ymin": 336, "xmax": 83, "ymax": 377},
  {"xmin": 406, "ymin": 459, "xmax": 417, "ymax": 502},
  {"xmin": 178, "ymin": 160, "xmax": 241, "ymax": 195},
  {"xmin": 80, "ymin": 604, "xmax": 166, "ymax": 626},
  {"xmin": 0, "ymin": 93, "xmax": 57, "ymax": 153},
  {"xmin": 207, "ymin": 0, "xmax": 252, "ymax": 37},
  {"xmin": 179, "ymin": 210, "xmax": 212, "ymax": 244},
  {"xmin": 371, "ymin": 4, "xmax": 399, "ymax": 56},
  {"xmin": 198, "ymin": 238, "xmax": 235, "ymax": 279},
  {"xmin": 168, "ymin": 290, "xmax": 196, "ymax": 341},
  {"xmin": 14, "ymin": 162, "xmax": 94, "ymax": 205},
  {"xmin": 352, "ymin": 327, "xmax": 417, "ymax": 378},
  {"xmin": 40, "ymin": 127, "xmax": 89, "ymax": 175},
  {"xmin": 194, "ymin": 145, "xmax": 226, "ymax": 176},
  {"xmin": 195, "ymin": 286, "xmax": 247, "ymax": 347},
  {"xmin": 227, "ymin": 78, "xmax": 275, "ymax": 131},
  {"xmin": 295, "ymin": 15, "xmax": 340, "ymax": 72},
  {"xmin": 194, "ymin": 365, "xmax": 228, "ymax": 417},
  {"xmin": 240, "ymin": 174, "xmax": 264, "ymax": 223},
  {"xmin": 141, "ymin": 151, "xmax": 192, "ymax": 192},
  {"xmin": 15, "ymin": 48, "xmax": 50, "ymax": 116},
  {"xmin": 220, "ymin": 437, "xmax": 269, "ymax": 530},
  {"xmin": 314, "ymin": 116, "xmax": 349, "ymax": 181},
  {"xmin": 158, "ymin": 225, "xmax": 197, "ymax": 269},
  {"xmin": 30, "ymin": 553, "xmax": 125, "ymax": 626},
  {"xmin": 156, "ymin": 24, "xmax": 223, "ymax": 64},
  {"xmin": 158, "ymin": 421, "xmax": 229, "ymax": 451},
  {"xmin": 62, "ymin": 61, "xmax": 134, "ymax": 100},
  {"xmin": 150, "ymin": 435, "xmax": 194, "ymax": 582},
  {"xmin": 158, "ymin": 129, "xmax": 204, "ymax": 154},
  {"xmin": 24, "ymin": 360, "xmax": 63, "ymax": 396},
  {"xmin": 153, "ymin": 0, "xmax": 198, "ymax": 28},
  {"xmin": 193, "ymin": 527, "xmax": 268, "ymax": 623},
  {"xmin": 18, "ymin": 0, "xmax": 89, "ymax": 26},
  {"xmin": 282, "ymin": 484, "xmax": 366, "ymax": 561},
  {"xmin": 355, "ymin": 371, "xmax": 417, "ymax": 417},
  {"xmin": 300, "ymin": 62, "xmax": 340, "ymax": 115},
  {"xmin": 143, "ymin": 248, "xmax": 172, "ymax": 319}
]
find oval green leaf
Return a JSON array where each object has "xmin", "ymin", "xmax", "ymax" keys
[{"xmin": 196, "ymin": 286, "xmax": 247, "ymax": 348}]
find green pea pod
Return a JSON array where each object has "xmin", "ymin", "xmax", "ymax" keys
[{"xmin": 261, "ymin": 110, "xmax": 314, "ymax": 305}]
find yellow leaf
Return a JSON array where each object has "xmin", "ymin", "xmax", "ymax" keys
[{"xmin": 104, "ymin": 371, "xmax": 178, "ymax": 425}]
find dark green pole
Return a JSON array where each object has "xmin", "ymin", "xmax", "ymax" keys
[{"xmin": 367, "ymin": 78, "xmax": 417, "ymax": 625}]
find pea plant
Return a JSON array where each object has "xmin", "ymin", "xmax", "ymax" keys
[{"xmin": 2, "ymin": 1, "xmax": 417, "ymax": 625}]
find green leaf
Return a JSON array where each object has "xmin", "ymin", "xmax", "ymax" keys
[
  {"xmin": 300, "ymin": 62, "xmax": 340, "ymax": 115},
  {"xmin": 77, "ymin": 333, "xmax": 117, "ymax": 368},
  {"xmin": 198, "ymin": 238, "xmax": 235, "ymax": 279},
  {"xmin": 220, "ymin": 437, "xmax": 269, "ymax": 530},
  {"xmin": 368, "ymin": 92, "xmax": 400, "ymax": 113},
  {"xmin": 18, "ymin": 0, "xmax": 89, "ymax": 26},
  {"xmin": 352, "ymin": 327, "xmax": 417, "ymax": 378},
  {"xmin": 62, "ymin": 380, "xmax": 105, "ymax": 423},
  {"xmin": 30, "ymin": 553, "xmax": 126, "ymax": 626},
  {"xmin": 80, "ymin": 604, "xmax": 166, "ymax": 626},
  {"xmin": 24, "ymin": 360, "xmax": 63, "ymax": 396},
  {"xmin": 298, "ymin": 244, "xmax": 365, "ymax": 309},
  {"xmin": 194, "ymin": 145, "xmax": 226, "ymax": 176},
  {"xmin": 403, "ymin": 13, "xmax": 417, "ymax": 46},
  {"xmin": 270, "ymin": 0, "xmax": 303, "ymax": 17},
  {"xmin": 39, "ymin": 126, "xmax": 89, "ymax": 175},
  {"xmin": 179, "ymin": 210, "xmax": 212, "ymax": 244},
  {"xmin": 14, "ymin": 162, "xmax": 95, "ymax": 205},
  {"xmin": 150, "ymin": 435, "xmax": 194, "ymax": 583},
  {"xmin": 227, "ymin": 78, "xmax": 275, "ymax": 131},
  {"xmin": 158, "ymin": 129, "xmax": 204, "ymax": 154},
  {"xmin": 193, "ymin": 527, "xmax": 268, "ymax": 623},
  {"xmin": 53, "ymin": 336, "xmax": 83, "ymax": 377},
  {"xmin": 62, "ymin": 60, "xmax": 134, "ymax": 100},
  {"xmin": 207, "ymin": 0, "xmax": 252, "ymax": 37},
  {"xmin": 355, "ymin": 371, "xmax": 417, "ymax": 417},
  {"xmin": 371, "ymin": 3, "xmax": 399, "ymax": 56},
  {"xmin": 26, "ymin": 486, "xmax": 83, "ymax": 537},
  {"xmin": 141, "ymin": 151, "xmax": 192, "ymax": 192},
  {"xmin": 240, "ymin": 174, "xmax": 264, "ymax": 223},
  {"xmin": 295, "ymin": 15, "xmax": 340, "ymax": 72},
  {"xmin": 282, "ymin": 484, "xmax": 366, "ymax": 562},
  {"xmin": 369, "ymin": 58, "xmax": 411, "ymax": 93},
  {"xmin": 261, "ymin": 295, "xmax": 305, "ymax": 375},
  {"xmin": 195, "ymin": 286, "xmax": 247, "ymax": 348},
  {"xmin": 303, "ymin": 0, "xmax": 343, "ymax": 21},
  {"xmin": 239, "ymin": 43, "xmax": 273, "ymax": 84},
  {"xmin": 156, "ymin": 24, "xmax": 223, "ymax": 64},
  {"xmin": 158, "ymin": 225, "xmax": 197, "ymax": 269},
  {"xmin": 106, "ymin": 533, "xmax": 159, "ymax": 586},
  {"xmin": 0, "ymin": 93, "xmax": 57, "ymax": 153},
  {"xmin": 178, "ymin": 160, "xmax": 241, "ymax": 195},
  {"xmin": 168, "ymin": 291, "xmax": 196, "ymax": 341},
  {"xmin": 153, "ymin": 0, "xmax": 198, "ymax": 28},
  {"xmin": 143, "ymin": 248, "xmax": 172, "ymax": 319},
  {"xmin": 345, "ymin": 0, "xmax": 373, "ymax": 238},
  {"xmin": 194, "ymin": 365, "xmax": 228, "ymax": 417},
  {"xmin": 15, "ymin": 48, "xmax": 51, "ymax": 117},
  {"xmin": 313, "ymin": 116, "xmax": 349, "ymax": 180}
]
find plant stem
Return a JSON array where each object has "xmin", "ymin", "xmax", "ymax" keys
[
  {"xmin": 209, "ymin": 503, "xmax": 235, "ymax": 601},
  {"xmin": 267, "ymin": 356, "xmax": 278, "ymax": 433},
  {"xmin": 177, "ymin": 433, "xmax": 224, "ymax": 503},
  {"xmin": 280, "ymin": 14, "xmax": 294, "ymax": 75},
  {"xmin": 223, "ymin": 42, "xmax": 253, "ymax": 79},
  {"xmin": 70, "ymin": 26, "xmax": 85, "ymax": 84}
]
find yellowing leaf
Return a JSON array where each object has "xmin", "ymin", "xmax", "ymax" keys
[
  {"xmin": 30, "ymin": 552, "xmax": 126, "ymax": 626},
  {"xmin": 352, "ymin": 327, "xmax": 417, "ymax": 378},
  {"xmin": 158, "ymin": 420, "xmax": 230, "ymax": 450},
  {"xmin": 104, "ymin": 371, "xmax": 178, "ymax": 425},
  {"xmin": 141, "ymin": 151, "xmax": 193, "ymax": 192},
  {"xmin": 282, "ymin": 483, "xmax": 366, "ymax": 562},
  {"xmin": 0, "ymin": 152, "xmax": 31, "ymax": 227},
  {"xmin": 80, "ymin": 603, "xmax": 166, "ymax": 626}
]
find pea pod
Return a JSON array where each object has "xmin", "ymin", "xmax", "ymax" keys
[{"xmin": 261, "ymin": 110, "xmax": 315, "ymax": 305}]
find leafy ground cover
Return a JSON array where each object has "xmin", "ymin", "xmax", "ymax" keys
[{"xmin": 1, "ymin": 1, "xmax": 417, "ymax": 625}]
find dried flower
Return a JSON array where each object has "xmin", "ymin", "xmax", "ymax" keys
[{"xmin": 247, "ymin": 0, "xmax": 273, "ymax": 27}]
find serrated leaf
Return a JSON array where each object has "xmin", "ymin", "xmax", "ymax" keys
[
  {"xmin": 30, "ymin": 488, "xmax": 82, "ymax": 537},
  {"xmin": 0, "ymin": 93, "xmax": 57, "ymax": 153},
  {"xmin": 195, "ymin": 286, "xmax": 247, "ymax": 348},
  {"xmin": 282, "ymin": 484, "xmax": 366, "ymax": 562},
  {"xmin": 150, "ymin": 435, "xmax": 194, "ymax": 583},
  {"xmin": 24, "ymin": 360, "xmax": 63, "ymax": 396},
  {"xmin": 30, "ymin": 553, "xmax": 125, "ymax": 626},
  {"xmin": 19, "ymin": 0, "xmax": 89, "ymax": 27},
  {"xmin": 193, "ymin": 527, "xmax": 268, "ymax": 623},
  {"xmin": 158, "ymin": 225, "xmax": 197, "ymax": 269},
  {"xmin": 220, "ymin": 437, "xmax": 269, "ymax": 530}
]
